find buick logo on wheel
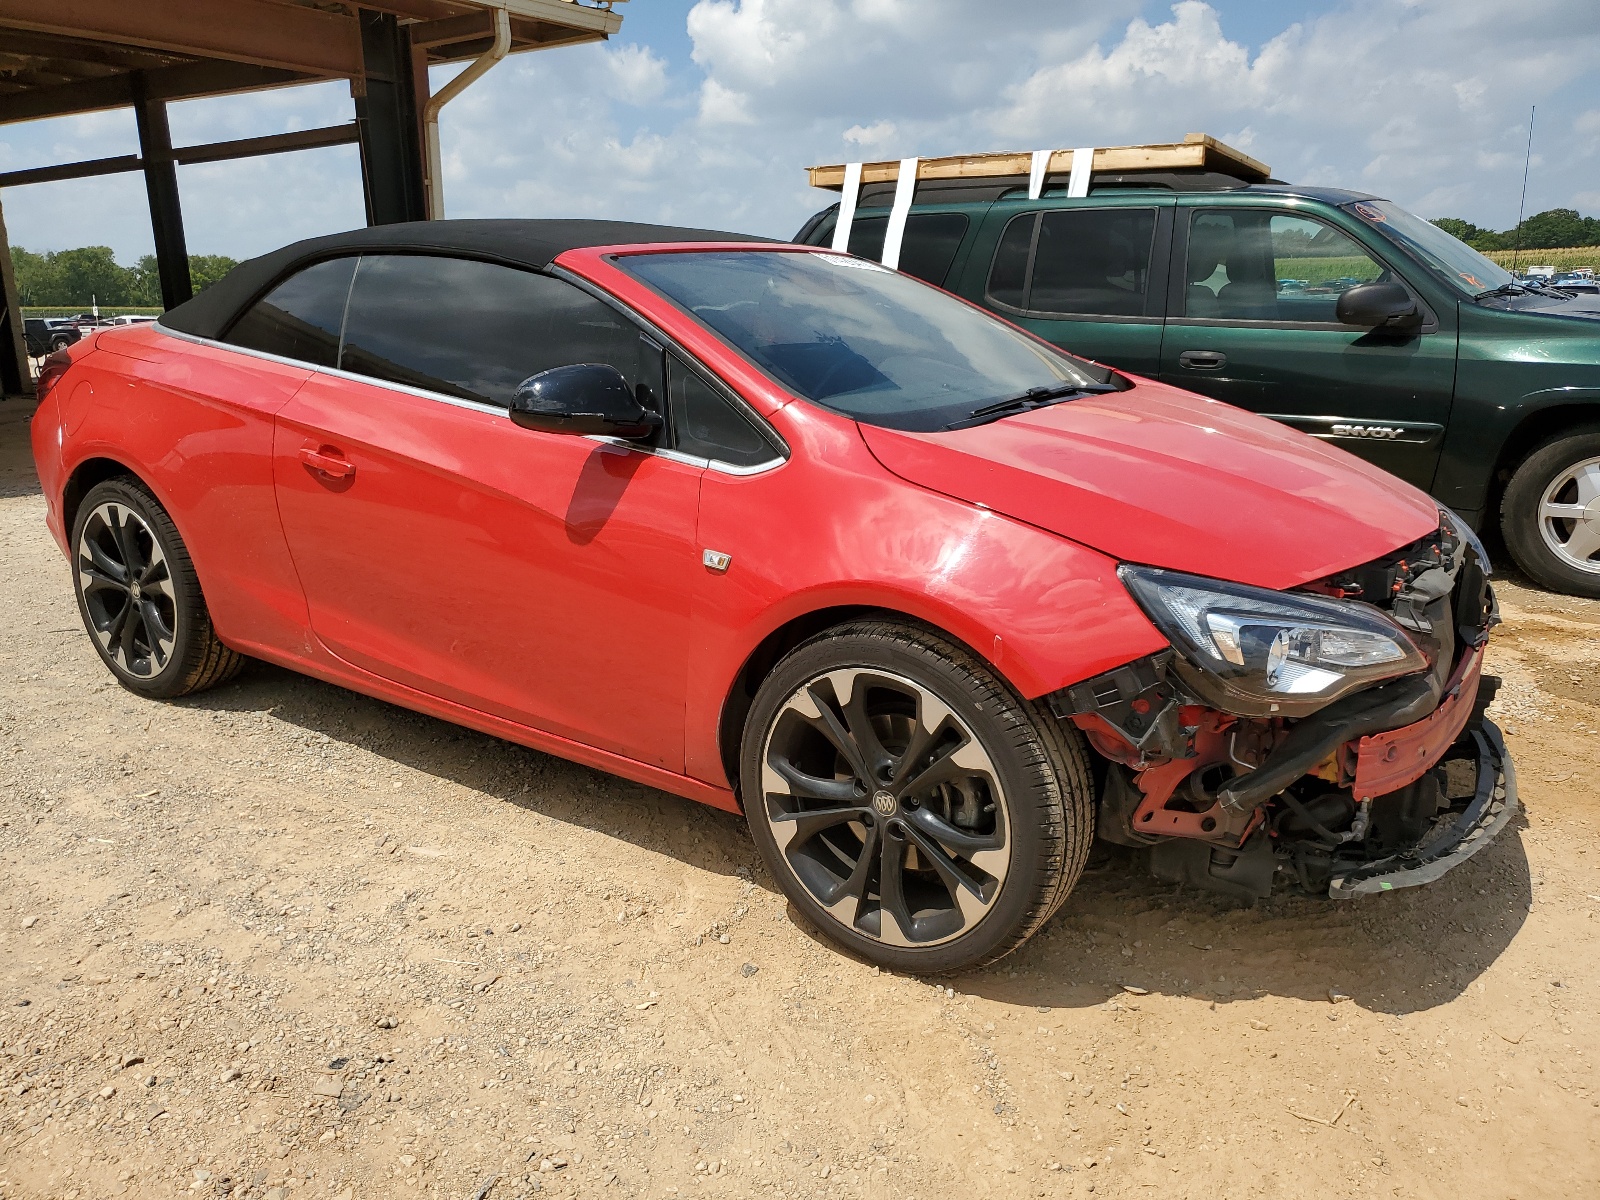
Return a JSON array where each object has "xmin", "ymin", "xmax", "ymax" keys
[{"xmin": 872, "ymin": 789, "xmax": 898, "ymax": 816}]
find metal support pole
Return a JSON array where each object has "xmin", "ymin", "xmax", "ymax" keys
[
  {"xmin": 0, "ymin": 193, "xmax": 29, "ymax": 399},
  {"xmin": 355, "ymin": 8, "xmax": 428, "ymax": 225},
  {"xmin": 132, "ymin": 76, "xmax": 192, "ymax": 310}
]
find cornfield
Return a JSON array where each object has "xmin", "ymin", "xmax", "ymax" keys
[{"xmin": 1482, "ymin": 246, "xmax": 1600, "ymax": 273}]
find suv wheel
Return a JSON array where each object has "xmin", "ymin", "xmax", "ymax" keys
[
  {"xmin": 70, "ymin": 478, "xmax": 246, "ymax": 698},
  {"xmin": 1501, "ymin": 426, "xmax": 1600, "ymax": 598},
  {"xmin": 741, "ymin": 619, "xmax": 1092, "ymax": 973}
]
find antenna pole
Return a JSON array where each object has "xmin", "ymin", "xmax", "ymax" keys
[{"xmin": 1511, "ymin": 105, "xmax": 1535, "ymax": 274}]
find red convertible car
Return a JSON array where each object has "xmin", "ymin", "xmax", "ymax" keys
[{"xmin": 30, "ymin": 220, "xmax": 1516, "ymax": 971}]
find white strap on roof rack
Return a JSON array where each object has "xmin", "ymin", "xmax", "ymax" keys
[
  {"xmin": 831, "ymin": 161, "xmax": 863, "ymax": 252},
  {"xmin": 1028, "ymin": 149, "xmax": 1052, "ymax": 200},
  {"xmin": 1067, "ymin": 147, "xmax": 1095, "ymax": 198},
  {"xmin": 880, "ymin": 157, "xmax": 919, "ymax": 271}
]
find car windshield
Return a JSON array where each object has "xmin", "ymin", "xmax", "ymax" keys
[
  {"xmin": 1345, "ymin": 199, "xmax": 1515, "ymax": 297},
  {"xmin": 618, "ymin": 250, "xmax": 1105, "ymax": 431}
]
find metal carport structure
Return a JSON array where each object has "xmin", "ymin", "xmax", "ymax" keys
[{"xmin": 0, "ymin": 0, "xmax": 624, "ymax": 399}]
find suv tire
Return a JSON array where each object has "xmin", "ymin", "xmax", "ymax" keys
[
  {"xmin": 741, "ymin": 618, "xmax": 1092, "ymax": 973},
  {"xmin": 1501, "ymin": 426, "xmax": 1600, "ymax": 598},
  {"xmin": 70, "ymin": 478, "xmax": 246, "ymax": 698}
]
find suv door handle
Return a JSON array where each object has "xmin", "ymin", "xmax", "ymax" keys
[
  {"xmin": 1178, "ymin": 350, "xmax": 1227, "ymax": 371},
  {"xmin": 298, "ymin": 445, "xmax": 355, "ymax": 479}
]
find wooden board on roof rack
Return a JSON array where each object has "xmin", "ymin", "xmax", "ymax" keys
[{"xmin": 806, "ymin": 133, "xmax": 1271, "ymax": 190}]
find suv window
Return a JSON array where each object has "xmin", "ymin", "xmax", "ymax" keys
[
  {"xmin": 834, "ymin": 213, "xmax": 969, "ymax": 286},
  {"xmin": 338, "ymin": 255, "xmax": 654, "ymax": 408},
  {"xmin": 668, "ymin": 354, "xmax": 776, "ymax": 468},
  {"xmin": 225, "ymin": 256, "xmax": 356, "ymax": 367},
  {"xmin": 986, "ymin": 209, "xmax": 1158, "ymax": 317},
  {"xmin": 1184, "ymin": 211, "xmax": 1386, "ymax": 322}
]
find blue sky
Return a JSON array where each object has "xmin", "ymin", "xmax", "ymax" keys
[{"xmin": 1, "ymin": 0, "xmax": 1596, "ymax": 263}]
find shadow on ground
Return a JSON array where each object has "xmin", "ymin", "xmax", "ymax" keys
[
  {"xmin": 0, "ymin": 399, "xmax": 42, "ymax": 498},
  {"xmin": 963, "ymin": 819, "xmax": 1532, "ymax": 1017},
  {"xmin": 6, "ymin": 396, "xmax": 1534, "ymax": 1020},
  {"xmin": 192, "ymin": 658, "xmax": 1533, "ymax": 1021},
  {"xmin": 185, "ymin": 659, "xmax": 756, "ymax": 882}
]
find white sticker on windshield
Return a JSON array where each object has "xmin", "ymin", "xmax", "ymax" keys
[{"xmin": 816, "ymin": 253, "xmax": 891, "ymax": 272}]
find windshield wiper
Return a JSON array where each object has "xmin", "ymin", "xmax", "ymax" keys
[
  {"xmin": 948, "ymin": 383, "xmax": 1117, "ymax": 429},
  {"xmin": 1473, "ymin": 282, "xmax": 1531, "ymax": 301}
]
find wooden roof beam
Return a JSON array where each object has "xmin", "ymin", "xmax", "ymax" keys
[
  {"xmin": 0, "ymin": 60, "xmax": 310, "ymax": 126},
  {"xmin": 808, "ymin": 136, "xmax": 1272, "ymax": 189},
  {"xmin": 0, "ymin": 30, "xmax": 186, "ymax": 72},
  {"xmin": 0, "ymin": 0, "xmax": 364, "ymax": 79}
]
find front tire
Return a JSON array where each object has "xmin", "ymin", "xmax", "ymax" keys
[
  {"xmin": 70, "ymin": 478, "xmax": 245, "ymax": 699},
  {"xmin": 1500, "ymin": 426, "xmax": 1600, "ymax": 598},
  {"xmin": 741, "ymin": 619, "xmax": 1093, "ymax": 973}
]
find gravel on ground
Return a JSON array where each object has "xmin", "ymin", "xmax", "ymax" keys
[{"xmin": 0, "ymin": 400, "xmax": 1596, "ymax": 1199}]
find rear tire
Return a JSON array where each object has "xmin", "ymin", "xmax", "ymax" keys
[
  {"xmin": 70, "ymin": 478, "xmax": 245, "ymax": 699},
  {"xmin": 740, "ymin": 619, "xmax": 1093, "ymax": 973},
  {"xmin": 1500, "ymin": 426, "xmax": 1600, "ymax": 598}
]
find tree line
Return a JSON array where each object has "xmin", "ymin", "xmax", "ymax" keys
[
  {"xmin": 11, "ymin": 209, "xmax": 1597, "ymax": 306},
  {"xmin": 1430, "ymin": 208, "xmax": 1600, "ymax": 252},
  {"xmin": 12, "ymin": 245, "xmax": 238, "ymax": 308}
]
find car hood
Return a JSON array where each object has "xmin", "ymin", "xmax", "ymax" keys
[{"xmin": 857, "ymin": 379, "xmax": 1441, "ymax": 591}]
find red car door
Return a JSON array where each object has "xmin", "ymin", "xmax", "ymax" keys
[{"xmin": 269, "ymin": 254, "xmax": 702, "ymax": 772}]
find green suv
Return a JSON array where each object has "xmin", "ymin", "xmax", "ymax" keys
[{"xmin": 796, "ymin": 175, "xmax": 1600, "ymax": 597}]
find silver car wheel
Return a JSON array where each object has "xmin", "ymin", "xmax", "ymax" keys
[
  {"xmin": 1537, "ymin": 455, "xmax": 1600, "ymax": 575},
  {"xmin": 758, "ymin": 666, "xmax": 1011, "ymax": 948}
]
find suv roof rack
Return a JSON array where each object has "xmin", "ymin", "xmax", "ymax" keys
[
  {"xmin": 807, "ymin": 134, "xmax": 1272, "ymax": 192},
  {"xmin": 843, "ymin": 170, "xmax": 1267, "ymax": 209}
]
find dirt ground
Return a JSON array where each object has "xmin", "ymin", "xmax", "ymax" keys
[{"xmin": 0, "ymin": 397, "xmax": 1596, "ymax": 1200}]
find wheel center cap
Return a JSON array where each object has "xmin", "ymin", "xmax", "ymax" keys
[
  {"xmin": 1584, "ymin": 498, "xmax": 1600, "ymax": 528},
  {"xmin": 129, "ymin": 581, "xmax": 141, "ymax": 601},
  {"xmin": 871, "ymin": 789, "xmax": 898, "ymax": 816}
]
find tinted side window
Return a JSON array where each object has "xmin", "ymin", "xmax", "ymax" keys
[
  {"xmin": 986, "ymin": 213, "xmax": 1035, "ymax": 308},
  {"xmin": 338, "ymin": 255, "xmax": 652, "ymax": 407},
  {"xmin": 1184, "ymin": 211, "xmax": 1387, "ymax": 322},
  {"xmin": 1028, "ymin": 208, "xmax": 1157, "ymax": 316},
  {"xmin": 225, "ymin": 257, "xmax": 356, "ymax": 367},
  {"xmin": 668, "ymin": 355, "xmax": 775, "ymax": 467},
  {"xmin": 844, "ymin": 213, "xmax": 970, "ymax": 286}
]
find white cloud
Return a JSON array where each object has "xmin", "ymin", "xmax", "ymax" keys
[
  {"xmin": 1, "ymin": 0, "xmax": 1597, "ymax": 262},
  {"xmin": 605, "ymin": 44, "xmax": 671, "ymax": 107},
  {"xmin": 843, "ymin": 121, "xmax": 896, "ymax": 149}
]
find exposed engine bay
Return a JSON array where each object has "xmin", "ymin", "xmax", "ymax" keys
[{"xmin": 1055, "ymin": 516, "xmax": 1517, "ymax": 900}]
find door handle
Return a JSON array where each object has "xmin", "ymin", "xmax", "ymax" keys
[
  {"xmin": 1178, "ymin": 350, "xmax": 1227, "ymax": 371},
  {"xmin": 298, "ymin": 445, "xmax": 355, "ymax": 479}
]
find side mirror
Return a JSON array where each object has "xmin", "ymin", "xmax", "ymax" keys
[
  {"xmin": 509, "ymin": 363, "xmax": 662, "ymax": 438},
  {"xmin": 1335, "ymin": 281, "xmax": 1421, "ymax": 330}
]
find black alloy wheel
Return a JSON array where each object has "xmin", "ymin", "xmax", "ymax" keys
[
  {"xmin": 743, "ymin": 620, "xmax": 1092, "ymax": 972},
  {"xmin": 77, "ymin": 498, "xmax": 178, "ymax": 677},
  {"xmin": 71, "ymin": 478, "xmax": 245, "ymax": 698}
]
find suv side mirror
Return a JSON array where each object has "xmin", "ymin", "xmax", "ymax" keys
[
  {"xmin": 509, "ymin": 364, "xmax": 663, "ymax": 438},
  {"xmin": 1336, "ymin": 281, "xmax": 1421, "ymax": 330}
]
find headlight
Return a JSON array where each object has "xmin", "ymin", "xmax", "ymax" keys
[{"xmin": 1118, "ymin": 566, "xmax": 1429, "ymax": 717}]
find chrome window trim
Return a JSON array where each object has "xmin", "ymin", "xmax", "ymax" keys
[
  {"xmin": 155, "ymin": 322, "xmax": 787, "ymax": 477},
  {"xmin": 156, "ymin": 322, "xmax": 505, "ymax": 417}
]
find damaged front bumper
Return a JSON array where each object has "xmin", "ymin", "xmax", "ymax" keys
[
  {"xmin": 1328, "ymin": 721, "xmax": 1516, "ymax": 898},
  {"xmin": 1053, "ymin": 519, "xmax": 1517, "ymax": 901}
]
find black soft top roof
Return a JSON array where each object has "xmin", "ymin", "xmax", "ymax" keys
[{"xmin": 160, "ymin": 218, "xmax": 772, "ymax": 340}]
